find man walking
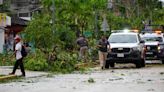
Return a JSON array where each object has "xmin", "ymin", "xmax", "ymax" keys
[
  {"xmin": 97, "ymin": 35, "xmax": 110, "ymax": 69},
  {"xmin": 76, "ymin": 35, "xmax": 88, "ymax": 62},
  {"xmin": 9, "ymin": 36, "xmax": 25, "ymax": 77}
]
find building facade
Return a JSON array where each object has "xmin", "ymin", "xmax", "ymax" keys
[
  {"xmin": 10, "ymin": 0, "xmax": 41, "ymax": 18},
  {"xmin": 0, "ymin": 0, "xmax": 3, "ymax": 4},
  {"xmin": 0, "ymin": 0, "xmax": 41, "ymax": 53}
]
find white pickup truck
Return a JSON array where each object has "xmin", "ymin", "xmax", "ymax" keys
[{"xmin": 106, "ymin": 32, "xmax": 145, "ymax": 68}]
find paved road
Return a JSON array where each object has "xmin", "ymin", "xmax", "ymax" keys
[
  {"xmin": 0, "ymin": 64, "xmax": 164, "ymax": 92},
  {"xmin": 0, "ymin": 66, "xmax": 48, "ymax": 78}
]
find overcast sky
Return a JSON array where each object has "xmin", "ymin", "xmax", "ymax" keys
[{"xmin": 159, "ymin": 0, "xmax": 164, "ymax": 2}]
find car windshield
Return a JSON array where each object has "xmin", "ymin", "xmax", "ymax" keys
[
  {"xmin": 109, "ymin": 34, "xmax": 137, "ymax": 43},
  {"xmin": 142, "ymin": 37, "xmax": 163, "ymax": 42}
]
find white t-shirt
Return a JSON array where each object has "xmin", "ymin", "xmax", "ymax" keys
[{"xmin": 15, "ymin": 42, "xmax": 22, "ymax": 60}]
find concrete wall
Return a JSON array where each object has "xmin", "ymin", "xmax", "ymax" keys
[{"xmin": 0, "ymin": 28, "xmax": 4, "ymax": 53}]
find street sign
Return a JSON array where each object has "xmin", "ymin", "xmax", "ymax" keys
[{"xmin": 83, "ymin": 31, "xmax": 92, "ymax": 37}]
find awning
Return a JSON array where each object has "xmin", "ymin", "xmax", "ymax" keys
[{"xmin": 11, "ymin": 16, "xmax": 28, "ymax": 26}]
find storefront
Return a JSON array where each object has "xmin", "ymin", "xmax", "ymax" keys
[
  {"xmin": 0, "ymin": 14, "xmax": 27, "ymax": 53},
  {"xmin": 0, "ymin": 13, "xmax": 11, "ymax": 53},
  {"xmin": 4, "ymin": 16, "xmax": 27, "ymax": 53}
]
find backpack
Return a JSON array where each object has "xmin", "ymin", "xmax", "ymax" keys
[{"xmin": 21, "ymin": 45, "xmax": 27, "ymax": 57}]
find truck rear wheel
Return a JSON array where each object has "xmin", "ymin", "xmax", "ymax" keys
[
  {"xmin": 162, "ymin": 60, "xmax": 164, "ymax": 64},
  {"xmin": 135, "ymin": 60, "xmax": 142, "ymax": 68},
  {"xmin": 109, "ymin": 62, "xmax": 115, "ymax": 68},
  {"xmin": 141, "ymin": 59, "xmax": 146, "ymax": 67},
  {"xmin": 105, "ymin": 60, "xmax": 110, "ymax": 69}
]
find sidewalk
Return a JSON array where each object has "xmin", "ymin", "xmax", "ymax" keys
[{"xmin": 0, "ymin": 66, "xmax": 49, "ymax": 78}]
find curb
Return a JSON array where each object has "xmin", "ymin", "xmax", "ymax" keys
[{"xmin": 0, "ymin": 75, "xmax": 17, "ymax": 81}]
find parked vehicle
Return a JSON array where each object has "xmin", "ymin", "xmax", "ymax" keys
[
  {"xmin": 140, "ymin": 31, "xmax": 164, "ymax": 64},
  {"xmin": 106, "ymin": 31, "xmax": 145, "ymax": 68}
]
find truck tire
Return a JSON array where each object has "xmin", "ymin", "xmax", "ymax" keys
[
  {"xmin": 105, "ymin": 60, "xmax": 110, "ymax": 69},
  {"xmin": 109, "ymin": 62, "xmax": 115, "ymax": 68},
  {"xmin": 162, "ymin": 60, "xmax": 164, "ymax": 64},
  {"xmin": 135, "ymin": 61, "xmax": 142, "ymax": 68},
  {"xmin": 141, "ymin": 59, "xmax": 146, "ymax": 67}
]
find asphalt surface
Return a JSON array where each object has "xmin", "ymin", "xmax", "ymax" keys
[{"xmin": 0, "ymin": 62, "xmax": 164, "ymax": 92}]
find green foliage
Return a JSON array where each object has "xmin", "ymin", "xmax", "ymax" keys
[
  {"xmin": 50, "ymin": 51, "xmax": 78, "ymax": 73},
  {"xmin": 0, "ymin": 53, "xmax": 14, "ymax": 66},
  {"xmin": 105, "ymin": 0, "xmax": 164, "ymax": 29},
  {"xmin": 24, "ymin": 49, "xmax": 81, "ymax": 73},
  {"xmin": 24, "ymin": 14, "xmax": 53, "ymax": 49},
  {"xmin": 25, "ymin": 58, "xmax": 48, "ymax": 71},
  {"xmin": 0, "ymin": 0, "xmax": 10, "ymax": 12},
  {"xmin": 55, "ymin": 26, "xmax": 76, "ymax": 50},
  {"xmin": 25, "ymin": 0, "xmax": 164, "ymax": 50},
  {"xmin": 21, "ymin": 0, "xmax": 164, "ymax": 73},
  {"xmin": 25, "ymin": 49, "xmax": 48, "ymax": 71},
  {"xmin": 153, "ymin": 8, "xmax": 164, "ymax": 25},
  {"xmin": 87, "ymin": 38, "xmax": 98, "ymax": 61},
  {"xmin": 106, "ymin": 13, "xmax": 130, "ymax": 29}
]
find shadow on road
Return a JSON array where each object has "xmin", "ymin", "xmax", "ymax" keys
[{"xmin": 108, "ymin": 63, "xmax": 164, "ymax": 70}]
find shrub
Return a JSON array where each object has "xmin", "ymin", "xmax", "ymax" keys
[
  {"xmin": 24, "ymin": 49, "xmax": 48, "ymax": 71},
  {"xmin": 0, "ymin": 53, "xmax": 14, "ymax": 66},
  {"xmin": 50, "ymin": 51, "xmax": 79, "ymax": 73},
  {"xmin": 24, "ymin": 49, "xmax": 81, "ymax": 73},
  {"xmin": 25, "ymin": 57, "xmax": 48, "ymax": 71}
]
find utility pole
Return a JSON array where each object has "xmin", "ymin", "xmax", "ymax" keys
[
  {"xmin": 107, "ymin": 0, "xmax": 113, "ymax": 34},
  {"xmin": 52, "ymin": 0, "xmax": 55, "ymax": 34},
  {"xmin": 136, "ymin": 0, "xmax": 140, "ymax": 17},
  {"xmin": 94, "ymin": 5, "xmax": 98, "ymax": 39},
  {"xmin": 95, "ymin": 11, "xmax": 98, "ymax": 38},
  {"xmin": 101, "ymin": 14, "xmax": 109, "ymax": 35}
]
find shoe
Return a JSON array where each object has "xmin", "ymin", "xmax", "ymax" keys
[
  {"xmin": 20, "ymin": 74, "xmax": 25, "ymax": 77},
  {"xmin": 9, "ymin": 73, "xmax": 15, "ymax": 75},
  {"xmin": 101, "ymin": 66, "xmax": 104, "ymax": 70}
]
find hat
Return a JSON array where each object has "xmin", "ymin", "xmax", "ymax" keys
[{"xmin": 14, "ymin": 35, "xmax": 21, "ymax": 40}]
